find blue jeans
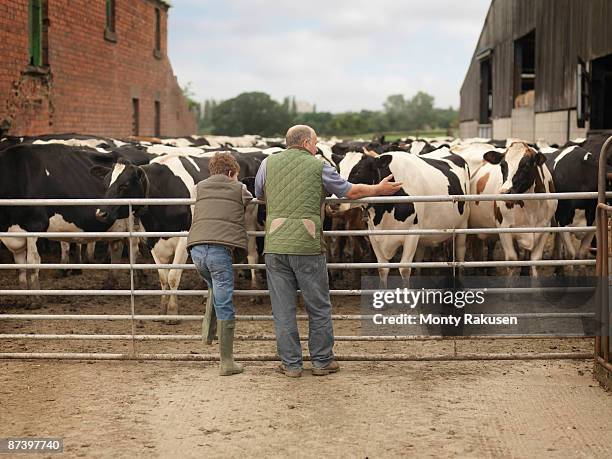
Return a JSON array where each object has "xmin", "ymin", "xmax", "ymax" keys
[
  {"xmin": 190, "ymin": 244, "xmax": 235, "ymax": 320},
  {"xmin": 265, "ymin": 253, "xmax": 334, "ymax": 370}
]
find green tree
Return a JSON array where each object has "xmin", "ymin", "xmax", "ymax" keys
[
  {"xmin": 406, "ymin": 91, "xmax": 435, "ymax": 130},
  {"xmin": 383, "ymin": 94, "xmax": 408, "ymax": 131},
  {"xmin": 434, "ymin": 106, "xmax": 459, "ymax": 130},
  {"xmin": 181, "ymin": 83, "xmax": 203, "ymax": 132},
  {"xmin": 200, "ymin": 90, "xmax": 456, "ymax": 138},
  {"xmin": 200, "ymin": 99, "xmax": 218, "ymax": 134},
  {"xmin": 290, "ymin": 97, "xmax": 298, "ymax": 116},
  {"xmin": 294, "ymin": 111, "xmax": 333, "ymax": 135},
  {"xmin": 281, "ymin": 96, "xmax": 290, "ymax": 114},
  {"xmin": 212, "ymin": 92, "xmax": 288, "ymax": 136}
]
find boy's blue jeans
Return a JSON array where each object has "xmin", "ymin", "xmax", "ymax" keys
[{"xmin": 190, "ymin": 244, "xmax": 235, "ymax": 320}]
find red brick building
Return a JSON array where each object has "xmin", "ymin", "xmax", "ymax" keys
[{"xmin": 0, "ymin": 0, "xmax": 197, "ymax": 137}]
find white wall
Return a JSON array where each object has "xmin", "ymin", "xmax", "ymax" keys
[
  {"xmin": 492, "ymin": 117, "xmax": 512, "ymax": 139},
  {"xmin": 568, "ymin": 110, "xmax": 589, "ymax": 141},
  {"xmin": 459, "ymin": 120, "xmax": 478, "ymax": 138},
  {"xmin": 511, "ymin": 107, "xmax": 535, "ymax": 142},
  {"xmin": 534, "ymin": 111, "xmax": 569, "ymax": 146},
  {"xmin": 461, "ymin": 110, "xmax": 587, "ymax": 144}
]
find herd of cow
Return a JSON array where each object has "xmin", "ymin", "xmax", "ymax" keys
[{"xmin": 0, "ymin": 131, "xmax": 610, "ymax": 316}]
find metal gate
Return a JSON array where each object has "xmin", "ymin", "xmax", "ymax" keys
[
  {"xmin": 0, "ymin": 189, "xmax": 607, "ymax": 363},
  {"xmin": 595, "ymin": 136, "xmax": 612, "ymax": 391}
]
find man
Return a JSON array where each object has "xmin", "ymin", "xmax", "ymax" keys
[
  {"xmin": 255, "ymin": 125, "xmax": 402, "ymax": 377},
  {"xmin": 188, "ymin": 152, "xmax": 253, "ymax": 376}
]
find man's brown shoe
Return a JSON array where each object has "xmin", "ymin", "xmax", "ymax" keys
[
  {"xmin": 312, "ymin": 360, "xmax": 340, "ymax": 376},
  {"xmin": 277, "ymin": 364, "xmax": 302, "ymax": 378}
]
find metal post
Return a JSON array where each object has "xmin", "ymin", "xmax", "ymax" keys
[
  {"xmin": 595, "ymin": 136, "xmax": 612, "ymax": 390},
  {"xmin": 452, "ymin": 227, "xmax": 457, "ymax": 356},
  {"xmin": 128, "ymin": 203, "xmax": 136, "ymax": 355}
]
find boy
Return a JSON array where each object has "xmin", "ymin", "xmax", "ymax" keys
[{"xmin": 187, "ymin": 152, "xmax": 253, "ymax": 376}]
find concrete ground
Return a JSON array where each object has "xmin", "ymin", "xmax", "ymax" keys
[{"xmin": 1, "ymin": 358, "xmax": 611, "ymax": 458}]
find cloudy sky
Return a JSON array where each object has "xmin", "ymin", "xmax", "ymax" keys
[{"xmin": 168, "ymin": 1, "xmax": 491, "ymax": 112}]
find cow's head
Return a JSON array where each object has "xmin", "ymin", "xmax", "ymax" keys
[
  {"xmin": 336, "ymin": 152, "xmax": 394, "ymax": 212},
  {"xmin": 90, "ymin": 159, "xmax": 148, "ymax": 223},
  {"xmin": 483, "ymin": 142, "xmax": 546, "ymax": 194},
  {"xmin": 338, "ymin": 152, "xmax": 393, "ymax": 184}
]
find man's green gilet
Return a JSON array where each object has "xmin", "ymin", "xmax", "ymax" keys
[{"xmin": 264, "ymin": 148, "xmax": 325, "ymax": 255}]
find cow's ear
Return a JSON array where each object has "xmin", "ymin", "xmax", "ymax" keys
[
  {"xmin": 535, "ymin": 152, "xmax": 547, "ymax": 166},
  {"xmin": 90, "ymin": 165, "xmax": 111, "ymax": 179},
  {"xmin": 332, "ymin": 153, "xmax": 343, "ymax": 168},
  {"xmin": 483, "ymin": 151, "xmax": 504, "ymax": 164},
  {"xmin": 374, "ymin": 154, "xmax": 393, "ymax": 170}
]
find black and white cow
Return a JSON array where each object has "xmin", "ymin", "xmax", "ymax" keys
[
  {"xmin": 0, "ymin": 144, "xmax": 130, "ymax": 292},
  {"xmin": 27, "ymin": 132, "xmax": 129, "ymax": 150},
  {"xmin": 545, "ymin": 144, "xmax": 612, "ymax": 260},
  {"xmin": 91, "ymin": 152, "xmax": 263, "ymax": 317},
  {"xmin": 337, "ymin": 151, "xmax": 470, "ymax": 286},
  {"xmin": 0, "ymin": 136, "xmax": 25, "ymax": 152},
  {"xmin": 469, "ymin": 142, "xmax": 557, "ymax": 276}
]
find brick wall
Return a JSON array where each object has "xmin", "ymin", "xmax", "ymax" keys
[{"xmin": 0, "ymin": 0, "xmax": 196, "ymax": 137}]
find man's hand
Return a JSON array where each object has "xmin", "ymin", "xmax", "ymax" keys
[
  {"xmin": 375, "ymin": 174, "xmax": 403, "ymax": 195},
  {"xmin": 345, "ymin": 175, "xmax": 404, "ymax": 200}
]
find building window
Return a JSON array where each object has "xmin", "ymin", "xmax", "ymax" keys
[
  {"xmin": 29, "ymin": 0, "xmax": 47, "ymax": 68},
  {"xmin": 105, "ymin": 0, "xmax": 117, "ymax": 42},
  {"xmin": 154, "ymin": 101, "xmax": 161, "ymax": 137},
  {"xmin": 514, "ymin": 30, "xmax": 535, "ymax": 108},
  {"xmin": 154, "ymin": 8, "xmax": 162, "ymax": 58},
  {"xmin": 132, "ymin": 98, "xmax": 140, "ymax": 136}
]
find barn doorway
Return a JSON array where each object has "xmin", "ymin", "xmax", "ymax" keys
[
  {"xmin": 514, "ymin": 30, "xmax": 535, "ymax": 108},
  {"xmin": 591, "ymin": 53, "xmax": 612, "ymax": 131},
  {"xmin": 479, "ymin": 56, "xmax": 493, "ymax": 137}
]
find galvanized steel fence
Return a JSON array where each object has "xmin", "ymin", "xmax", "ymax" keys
[{"xmin": 0, "ymin": 190, "xmax": 607, "ymax": 362}]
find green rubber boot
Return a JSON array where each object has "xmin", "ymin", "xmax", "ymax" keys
[
  {"xmin": 202, "ymin": 289, "xmax": 217, "ymax": 345},
  {"xmin": 218, "ymin": 319, "xmax": 244, "ymax": 376}
]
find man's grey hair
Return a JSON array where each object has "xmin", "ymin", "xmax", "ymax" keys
[{"xmin": 286, "ymin": 125, "xmax": 316, "ymax": 147}]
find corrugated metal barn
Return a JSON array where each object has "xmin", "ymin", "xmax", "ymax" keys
[{"xmin": 459, "ymin": 0, "xmax": 612, "ymax": 144}]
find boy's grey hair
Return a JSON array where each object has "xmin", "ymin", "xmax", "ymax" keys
[{"xmin": 286, "ymin": 125, "xmax": 315, "ymax": 147}]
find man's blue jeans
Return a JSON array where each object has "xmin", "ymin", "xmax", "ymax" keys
[
  {"xmin": 190, "ymin": 244, "xmax": 235, "ymax": 320},
  {"xmin": 265, "ymin": 253, "xmax": 335, "ymax": 370}
]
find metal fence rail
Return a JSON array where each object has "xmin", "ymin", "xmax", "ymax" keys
[
  {"xmin": 0, "ymin": 225, "xmax": 599, "ymax": 238},
  {"xmin": 0, "ymin": 312, "xmax": 596, "ymax": 321},
  {"xmin": 0, "ymin": 285, "xmax": 598, "ymax": 296},
  {"xmin": 0, "ymin": 352, "xmax": 593, "ymax": 362},
  {"xmin": 0, "ymin": 260, "xmax": 598, "ymax": 270},
  {"xmin": 0, "ymin": 191, "xmax": 610, "ymax": 206},
  {"xmin": 0, "ymin": 333, "xmax": 592, "ymax": 341},
  {"xmin": 0, "ymin": 192, "xmax": 601, "ymax": 362}
]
